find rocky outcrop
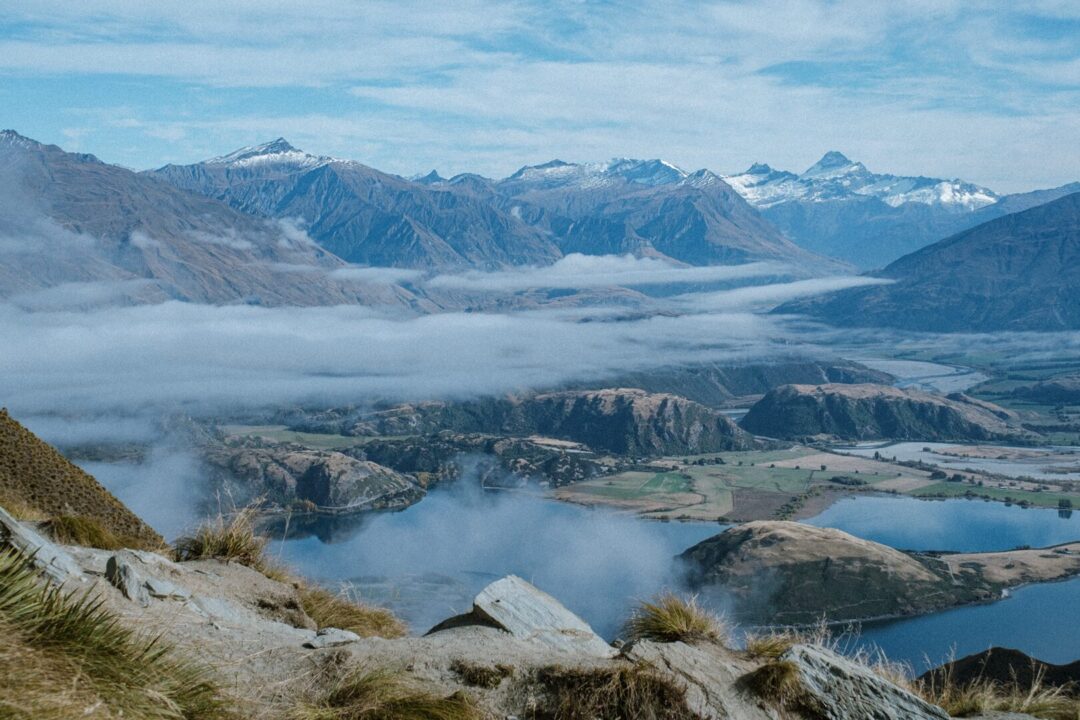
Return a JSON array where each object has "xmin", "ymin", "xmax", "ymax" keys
[
  {"xmin": 312, "ymin": 388, "xmax": 756, "ymax": 457},
  {"xmin": 739, "ymin": 383, "xmax": 1033, "ymax": 442},
  {"xmin": 206, "ymin": 446, "xmax": 424, "ymax": 513},
  {"xmin": 680, "ymin": 522, "xmax": 1080, "ymax": 625},
  {"xmin": 781, "ymin": 644, "xmax": 950, "ymax": 720},
  {"xmin": 429, "ymin": 575, "xmax": 616, "ymax": 658}
]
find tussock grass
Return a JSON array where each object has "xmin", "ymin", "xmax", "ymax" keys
[
  {"xmin": 174, "ymin": 507, "xmax": 270, "ymax": 570},
  {"xmin": 176, "ymin": 507, "xmax": 406, "ymax": 639},
  {"xmin": 741, "ymin": 660, "xmax": 821, "ymax": 715},
  {"xmin": 292, "ymin": 666, "xmax": 478, "ymax": 720},
  {"xmin": 299, "ymin": 584, "xmax": 407, "ymax": 639},
  {"xmin": 535, "ymin": 663, "xmax": 698, "ymax": 720},
  {"xmin": 449, "ymin": 659, "xmax": 513, "ymax": 688},
  {"xmin": 623, "ymin": 592, "xmax": 726, "ymax": 645},
  {"xmin": 743, "ymin": 630, "xmax": 801, "ymax": 659},
  {"xmin": 0, "ymin": 547, "xmax": 230, "ymax": 719},
  {"xmin": 914, "ymin": 662, "xmax": 1080, "ymax": 720},
  {"xmin": 47, "ymin": 513, "xmax": 127, "ymax": 550}
]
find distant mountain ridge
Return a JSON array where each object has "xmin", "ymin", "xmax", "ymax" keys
[
  {"xmin": 777, "ymin": 191, "xmax": 1080, "ymax": 331},
  {"xmin": 151, "ymin": 140, "xmax": 839, "ymax": 273},
  {"xmin": 0, "ymin": 130, "xmax": 420, "ymax": 307},
  {"xmin": 722, "ymin": 152, "xmax": 1078, "ymax": 269},
  {"xmin": 723, "ymin": 151, "xmax": 998, "ymax": 211}
]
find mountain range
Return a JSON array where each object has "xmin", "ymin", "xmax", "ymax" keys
[
  {"xmin": 778, "ymin": 191, "xmax": 1080, "ymax": 331},
  {"xmin": 151, "ymin": 140, "xmax": 832, "ymax": 273},
  {"xmin": 723, "ymin": 152, "xmax": 1080, "ymax": 269},
  {"xmin": 0, "ymin": 131, "xmax": 421, "ymax": 308}
]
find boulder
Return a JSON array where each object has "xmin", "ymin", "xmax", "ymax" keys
[
  {"xmin": 428, "ymin": 575, "xmax": 615, "ymax": 658},
  {"xmin": 781, "ymin": 644, "xmax": 949, "ymax": 720},
  {"xmin": 303, "ymin": 627, "xmax": 361, "ymax": 649},
  {"xmin": 0, "ymin": 505, "xmax": 85, "ymax": 584},
  {"xmin": 105, "ymin": 552, "xmax": 151, "ymax": 606}
]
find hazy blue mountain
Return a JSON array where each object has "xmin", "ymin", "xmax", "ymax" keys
[
  {"xmin": 0, "ymin": 131, "xmax": 420, "ymax": 307},
  {"xmin": 776, "ymin": 192, "xmax": 1080, "ymax": 331}
]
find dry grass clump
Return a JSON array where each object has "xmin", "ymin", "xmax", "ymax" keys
[
  {"xmin": 449, "ymin": 659, "xmax": 513, "ymax": 689},
  {"xmin": 299, "ymin": 584, "xmax": 407, "ymax": 639},
  {"xmin": 46, "ymin": 514, "xmax": 128, "ymax": 550},
  {"xmin": 292, "ymin": 666, "xmax": 479, "ymax": 720},
  {"xmin": 914, "ymin": 663, "xmax": 1080, "ymax": 720},
  {"xmin": 743, "ymin": 630, "xmax": 801, "ymax": 659},
  {"xmin": 0, "ymin": 547, "xmax": 230, "ymax": 720},
  {"xmin": 623, "ymin": 592, "xmax": 726, "ymax": 645},
  {"xmin": 535, "ymin": 663, "xmax": 697, "ymax": 720},
  {"xmin": 174, "ymin": 507, "xmax": 270, "ymax": 570},
  {"xmin": 741, "ymin": 660, "xmax": 822, "ymax": 716}
]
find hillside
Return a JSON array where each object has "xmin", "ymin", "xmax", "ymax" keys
[
  {"xmin": 775, "ymin": 192, "xmax": 1080, "ymax": 331},
  {"xmin": 0, "ymin": 131, "xmax": 418, "ymax": 308},
  {"xmin": 679, "ymin": 521, "xmax": 1080, "ymax": 624},
  {"xmin": 0, "ymin": 409, "xmax": 162, "ymax": 547},
  {"xmin": 739, "ymin": 383, "xmax": 1032, "ymax": 442}
]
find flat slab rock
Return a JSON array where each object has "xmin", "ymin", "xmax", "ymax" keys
[
  {"xmin": 0, "ymin": 505, "xmax": 85, "ymax": 584},
  {"xmin": 783, "ymin": 644, "xmax": 950, "ymax": 720},
  {"xmin": 430, "ymin": 575, "xmax": 615, "ymax": 658}
]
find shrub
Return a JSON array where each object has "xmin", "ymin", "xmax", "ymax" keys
[
  {"xmin": 535, "ymin": 663, "xmax": 696, "ymax": 720},
  {"xmin": 292, "ymin": 666, "xmax": 478, "ymax": 720},
  {"xmin": 299, "ymin": 585, "xmax": 406, "ymax": 639},
  {"xmin": 0, "ymin": 547, "xmax": 229, "ymax": 719},
  {"xmin": 623, "ymin": 592, "xmax": 726, "ymax": 645}
]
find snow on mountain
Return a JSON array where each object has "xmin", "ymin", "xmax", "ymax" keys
[
  {"xmin": 504, "ymin": 158, "xmax": 687, "ymax": 190},
  {"xmin": 206, "ymin": 138, "xmax": 330, "ymax": 170},
  {"xmin": 722, "ymin": 152, "xmax": 999, "ymax": 211}
]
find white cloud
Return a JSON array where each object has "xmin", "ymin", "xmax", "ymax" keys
[
  {"xmin": 428, "ymin": 254, "xmax": 786, "ymax": 291},
  {"xmin": 675, "ymin": 276, "xmax": 893, "ymax": 311},
  {"xmin": 330, "ymin": 266, "xmax": 425, "ymax": 285}
]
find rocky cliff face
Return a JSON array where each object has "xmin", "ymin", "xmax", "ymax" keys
[
  {"xmin": 204, "ymin": 446, "xmax": 424, "ymax": 513},
  {"xmin": 739, "ymin": 383, "xmax": 1033, "ymax": 442},
  {"xmin": 315, "ymin": 388, "xmax": 757, "ymax": 456}
]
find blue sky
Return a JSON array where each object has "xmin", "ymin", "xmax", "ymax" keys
[{"xmin": 1, "ymin": 1, "xmax": 1077, "ymax": 192}]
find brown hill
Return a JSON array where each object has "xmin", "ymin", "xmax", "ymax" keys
[{"xmin": 0, "ymin": 408, "xmax": 161, "ymax": 548}]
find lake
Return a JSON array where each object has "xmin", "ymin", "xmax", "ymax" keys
[{"xmin": 274, "ymin": 487, "xmax": 1079, "ymax": 668}]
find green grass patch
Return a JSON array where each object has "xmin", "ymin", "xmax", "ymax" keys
[{"xmin": 911, "ymin": 482, "xmax": 1079, "ymax": 509}]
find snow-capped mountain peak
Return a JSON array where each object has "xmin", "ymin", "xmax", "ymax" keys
[
  {"xmin": 504, "ymin": 157, "xmax": 686, "ymax": 190},
  {"xmin": 722, "ymin": 152, "xmax": 998, "ymax": 211},
  {"xmin": 801, "ymin": 151, "xmax": 869, "ymax": 180},
  {"xmin": 207, "ymin": 138, "xmax": 328, "ymax": 169}
]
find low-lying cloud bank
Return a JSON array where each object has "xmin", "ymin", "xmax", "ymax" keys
[
  {"xmin": 425, "ymin": 254, "xmax": 786, "ymax": 291},
  {"xmin": 0, "ymin": 300, "xmax": 799, "ymax": 417}
]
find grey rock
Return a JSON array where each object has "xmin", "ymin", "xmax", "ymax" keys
[
  {"xmin": 145, "ymin": 575, "xmax": 192, "ymax": 601},
  {"xmin": 782, "ymin": 644, "xmax": 949, "ymax": 720},
  {"xmin": 626, "ymin": 640, "xmax": 775, "ymax": 720},
  {"xmin": 303, "ymin": 627, "xmax": 361, "ymax": 649},
  {"xmin": 0, "ymin": 505, "xmax": 85, "ymax": 584},
  {"xmin": 431, "ymin": 575, "xmax": 615, "ymax": 658},
  {"xmin": 105, "ymin": 552, "xmax": 151, "ymax": 607}
]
